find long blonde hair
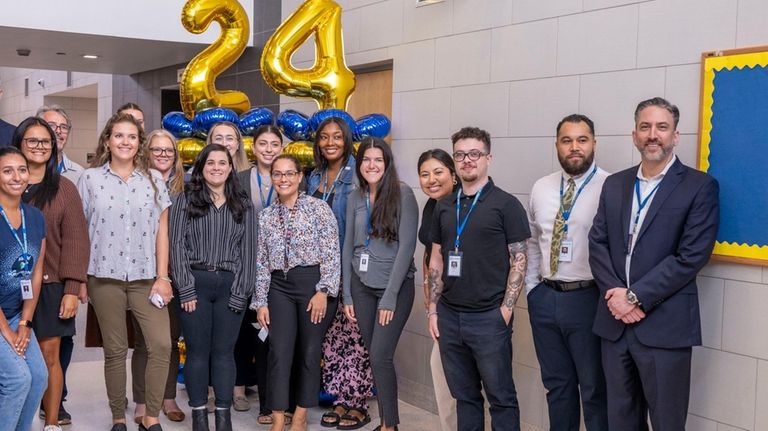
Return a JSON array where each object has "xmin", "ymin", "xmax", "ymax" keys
[
  {"xmin": 146, "ymin": 129, "xmax": 184, "ymax": 195},
  {"xmin": 205, "ymin": 121, "xmax": 251, "ymax": 172}
]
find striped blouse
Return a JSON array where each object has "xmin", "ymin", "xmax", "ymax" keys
[{"xmin": 169, "ymin": 192, "xmax": 257, "ymax": 312}]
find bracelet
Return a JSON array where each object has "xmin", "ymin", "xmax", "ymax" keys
[
  {"xmin": 426, "ymin": 311, "xmax": 438, "ymax": 318},
  {"xmin": 157, "ymin": 276, "xmax": 172, "ymax": 284}
]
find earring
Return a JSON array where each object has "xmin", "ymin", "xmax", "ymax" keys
[{"xmin": 452, "ymin": 178, "xmax": 458, "ymax": 185}]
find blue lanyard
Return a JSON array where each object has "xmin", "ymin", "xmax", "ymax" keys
[
  {"xmin": 454, "ymin": 185, "xmax": 485, "ymax": 251},
  {"xmin": 57, "ymin": 159, "xmax": 65, "ymax": 173},
  {"xmin": 256, "ymin": 170, "xmax": 274, "ymax": 208},
  {"xmin": 632, "ymin": 178, "xmax": 662, "ymax": 234},
  {"xmin": 559, "ymin": 166, "xmax": 598, "ymax": 233},
  {"xmin": 364, "ymin": 192, "xmax": 373, "ymax": 248},
  {"xmin": 321, "ymin": 168, "xmax": 343, "ymax": 202},
  {"xmin": 0, "ymin": 205, "xmax": 28, "ymax": 256}
]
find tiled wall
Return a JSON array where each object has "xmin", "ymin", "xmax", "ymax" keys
[{"xmin": 279, "ymin": 0, "xmax": 768, "ymax": 429}]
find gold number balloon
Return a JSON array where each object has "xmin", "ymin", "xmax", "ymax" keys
[
  {"xmin": 261, "ymin": 0, "xmax": 356, "ymax": 110},
  {"xmin": 180, "ymin": 0, "xmax": 251, "ymax": 119}
]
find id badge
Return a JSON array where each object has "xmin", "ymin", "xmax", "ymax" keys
[
  {"xmin": 559, "ymin": 239, "xmax": 574, "ymax": 263},
  {"xmin": 20, "ymin": 279, "xmax": 33, "ymax": 300},
  {"xmin": 447, "ymin": 251, "xmax": 463, "ymax": 277},
  {"xmin": 359, "ymin": 253, "xmax": 370, "ymax": 272}
]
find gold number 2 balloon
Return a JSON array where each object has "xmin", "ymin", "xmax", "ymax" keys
[
  {"xmin": 261, "ymin": 0, "xmax": 356, "ymax": 111},
  {"xmin": 180, "ymin": 0, "xmax": 251, "ymax": 119}
]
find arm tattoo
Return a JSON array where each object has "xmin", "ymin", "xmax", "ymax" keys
[
  {"xmin": 428, "ymin": 267, "xmax": 444, "ymax": 305},
  {"xmin": 503, "ymin": 241, "xmax": 528, "ymax": 310}
]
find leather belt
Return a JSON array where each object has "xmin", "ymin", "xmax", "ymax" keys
[
  {"xmin": 542, "ymin": 278, "xmax": 596, "ymax": 292},
  {"xmin": 190, "ymin": 264, "xmax": 229, "ymax": 272}
]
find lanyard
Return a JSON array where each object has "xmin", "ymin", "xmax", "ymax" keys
[
  {"xmin": 57, "ymin": 159, "xmax": 65, "ymax": 173},
  {"xmin": 454, "ymin": 185, "xmax": 485, "ymax": 252},
  {"xmin": 281, "ymin": 204, "xmax": 297, "ymax": 274},
  {"xmin": 631, "ymin": 178, "xmax": 662, "ymax": 234},
  {"xmin": 256, "ymin": 170, "xmax": 274, "ymax": 208},
  {"xmin": 0, "ymin": 205, "xmax": 28, "ymax": 256},
  {"xmin": 559, "ymin": 166, "xmax": 598, "ymax": 232},
  {"xmin": 364, "ymin": 192, "xmax": 373, "ymax": 248},
  {"xmin": 321, "ymin": 167, "xmax": 343, "ymax": 202}
]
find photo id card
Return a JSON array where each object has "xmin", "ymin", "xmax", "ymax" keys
[
  {"xmin": 448, "ymin": 251, "xmax": 463, "ymax": 277},
  {"xmin": 558, "ymin": 239, "xmax": 574, "ymax": 263},
  {"xmin": 20, "ymin": 279, "xmax": 33, "ymax": 300},
  {"xmin": 359, "ymin": 253, "xmax": 370, "ymax": 272}
]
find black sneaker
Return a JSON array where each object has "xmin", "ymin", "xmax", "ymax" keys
[{"xmin": 38, "ymin": 405, "xmax": 72, "ymax": 425}]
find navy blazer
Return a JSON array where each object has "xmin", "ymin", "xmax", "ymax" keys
[
  {"xmin": 0, "ymin": 118, "xmax": 14, "ymax": 146},
  {"xmin": 589, "ymin": 158, "xmax": 719, "ymax": 349}
]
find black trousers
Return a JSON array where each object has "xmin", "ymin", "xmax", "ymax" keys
[
  {"xmin": 601, "ymin": 326, "xmax": 692, "ymax": 431},
  {"xmin": 266, "ymin": 266, "xmax": 337, "ymax": 411},
  {"xmin": 528, "ymin": 283, "xmax": 607, "ymax": 431},
  {"xmin": 351, "ymin": 273, "xmax": 414, "ymax": 427}
]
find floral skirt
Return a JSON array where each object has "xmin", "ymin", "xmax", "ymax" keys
[{"xmin": 321, "ymin": 306, "xmax": 374, "ymax": 410}]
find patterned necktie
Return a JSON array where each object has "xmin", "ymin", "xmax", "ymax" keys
[{"xmin": 550, "ymin": 178, "xmax": 576, "ymax": 275}]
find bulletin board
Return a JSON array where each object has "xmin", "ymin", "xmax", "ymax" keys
[{"xmin": 698, "ymin": 46, "xmax": 768, "ymax": 266}]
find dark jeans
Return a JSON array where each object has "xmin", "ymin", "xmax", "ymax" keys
[
  {"xmin": 234, "ymin": 311, "xmax": 257, "ymax": 387},
  {"xmin": 528, "ymin": 283, "xmax": 608, "ymax": 431},
  {"xmin": 60, "ymin": 335, "xmax": 73, "ymax": 402},
  {"xmin": 178, "ymin": 270, "xmax": 244, "ymax": 409},
  {"xmin": 437, "ymin": 302, "xmax": 519, "ymax": 431},
  {"xmin": 267, "ymin": 266, "xmax": 337, "ymax": 411},
  {"xmin": 352, "ymin": 273, "xmax": 414, "ymax": 427}
]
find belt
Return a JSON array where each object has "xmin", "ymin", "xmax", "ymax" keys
[
  {"xmin": 542, "ymin": 278, "xmax": 596, "ymax": 292},
  {"xmin": 190, "ymin": 264, "xmax": 229, "ymax": 272}
]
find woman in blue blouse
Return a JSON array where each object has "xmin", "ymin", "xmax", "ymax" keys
[
  {"xmin": 0, "ymin": 146, "xmax": 48, "ymax": 431},
  {"xmin": 308, "ymin": 117, "xmax": 374, "ymax": 430}
]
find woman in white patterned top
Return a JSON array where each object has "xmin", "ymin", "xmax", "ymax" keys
[{"xmin": 252, "ymin": 154, "xmax": 339, "ymax": 431}]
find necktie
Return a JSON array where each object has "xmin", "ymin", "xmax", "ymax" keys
[{"xmin": 550, "ymin": 178, "xmax": 575, "ymax": 275}]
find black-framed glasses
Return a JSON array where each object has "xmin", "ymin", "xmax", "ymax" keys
[
  {"xmin": 150, "ymin": 147, "xmax": 176, "ymax": 157},
  {"xmin": 23, "ymin": 138, "xmax": 53, "ymax": 149},
  {"xmin": 271, "ymin": 170, "xmax": 299, "ymax": 180},
  {"xmin": 453, "ymin": 150, "xmax": 487, "ymax": 162},
  {"xmin": 47, "ymin": 122, "xmax": 71, "ymax": 133}
]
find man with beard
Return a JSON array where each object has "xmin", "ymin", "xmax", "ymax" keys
[
  {"xmin": 427, "ymin": 126, "xmax": 530, "ymax": 430},
  {"xmin": 589, "ymin": 97, "xmax": 719, "ymax": 430},
  {"xmin": 525, "ymin": 114, "xmax": 608, "ymax": 430}
]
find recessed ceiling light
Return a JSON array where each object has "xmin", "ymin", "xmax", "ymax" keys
[{"xmin": 82, "ymin": 54, "xmax": 99, "ymax": 59}]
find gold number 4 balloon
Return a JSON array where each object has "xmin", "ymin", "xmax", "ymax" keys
[
  {"xmin": 261, "ymin": 0, "xmax": 356, "ymax": 111},
  {"xmin": 180, "ymin": 0, "xmax": 251, "ymax": 119}
]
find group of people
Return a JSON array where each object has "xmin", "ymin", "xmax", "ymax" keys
[{"xmin": 0, "ymin": 95, "xmax": 719, "ymax": 431}]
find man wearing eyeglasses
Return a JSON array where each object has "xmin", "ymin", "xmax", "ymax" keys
[
  {"xmin": 427, "ymin": 126, "xmax": 530, "ymax": 430},
  {"xmin": 37, "ymin": 105, "xmax": 84, "ymax": 184}
]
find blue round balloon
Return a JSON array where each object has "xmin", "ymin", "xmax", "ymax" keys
[
  {"xmin": 276, "ymin": 110, "xmax": 311, "ymax": 141},
  {"xmin": 162, "ymin": 111, "xmax": 194, "ymax": 138},
  {"xmin": 192, "ymin": 107, "xmax": 240, "ymax": 136},
  {"xmin": 239, "ymin": 107, "xmax": 275, "ymax": 136},
  {"xmin": 354, "ymin": 114, "xmax": 392, "ymax": 140},
  {"xmin": 308, "ymin": 109, "xmax": 356, "ymax": 138}
]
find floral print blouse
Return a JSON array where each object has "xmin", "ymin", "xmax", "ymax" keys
[{"xmin": 251, "ymin": 193, "xmax": 339, "ymax": 309}]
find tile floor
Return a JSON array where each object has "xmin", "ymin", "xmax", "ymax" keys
[{"xmin": 31, "ymin": 360, "xmax": 439, "ymax": 431}]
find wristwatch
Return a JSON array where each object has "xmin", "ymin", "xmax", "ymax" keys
[
  {"xmin": 18, "ymin": 319, "xmax": 32, "ymax": 327},
  {"xmin": 319, "ymin": 287, "xmax": 329, "ymax": 294},
  {"xmin": 626, "ymin": 289, "xmax": 641, "ymax": 306}
]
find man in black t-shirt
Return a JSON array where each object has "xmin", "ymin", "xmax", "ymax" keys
[{"xmin": 428, "ymin": 127, "xmax": 530, "ymax": 431}]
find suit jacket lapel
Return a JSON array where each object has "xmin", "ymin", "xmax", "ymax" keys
[
  {"xmin": 636, "ymin": 158, "xmax": 684, "ymax": 242},
  {"xmin": 620, "ymin": 167, "xmax": 636, "ymax": 257}
]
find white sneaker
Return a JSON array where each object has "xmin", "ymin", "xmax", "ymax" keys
[{"xmin": 44, "ymin": 426, "xmax": 62, "ymax": 431}]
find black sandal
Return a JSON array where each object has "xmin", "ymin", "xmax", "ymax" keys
[
  {"xmin": 321, "ymin": 405, "xmax": 347, "ymax": 427},
  {"xmin": 336, "ymin": 409, "xmax": 371, "ymax": 430}
]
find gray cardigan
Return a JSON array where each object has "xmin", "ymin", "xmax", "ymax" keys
[{"xmin": 342, "ymin": 183, "xmax": 418, "ymax": 311}]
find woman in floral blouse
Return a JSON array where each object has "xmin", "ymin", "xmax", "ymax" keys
[{"xmin": 252, "ymin": 154, "xmax": 339, "ymax": 431}]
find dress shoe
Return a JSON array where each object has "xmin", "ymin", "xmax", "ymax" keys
[
  {"xmin": 214, "ymin": 408, "xmax": 232, "ymax": 431},
  {"xmin": 192, "ymin": 408, "xmax": 209, "ymax": 431}
]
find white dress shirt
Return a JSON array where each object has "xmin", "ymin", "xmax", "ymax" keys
[
  {"xmin": 625, "ymin": 154, "xmax": 677, "ymax": 287},
  {"xmin": 526, "ymin": 162, "xmax": 609, "ymax": 294}
]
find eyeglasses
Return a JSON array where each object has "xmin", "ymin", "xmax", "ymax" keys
[
  {"xmin": 150, "ymin": 147, "xmax": 176, "ymax": 157},
  {"xmin": 271, "ymin": 170, "xmax": 299, "ymax": 180},
  {"xmin": 453, "ymin": 150, "xmax": 487, "ymax": 162},
  {"xmin": 23, "ymin": 138, "xmax": 53, "ymax": 149},
  {"xmin": 47, "ymin": 122, "xmax": 71, "ymax": 133}
]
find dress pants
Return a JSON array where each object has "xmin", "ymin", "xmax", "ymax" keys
[
  {"xmin": 267, "ymin": 266, "xmax": 337, "ymax": 411},
  {"xmin": 132, "ymin": 300, "xmax": 182, "ymax": 402},
  {"xmin": 430, "ymin": 342, "xmax": 457, "ymax": 431},
  {"xmin": 437, "ymin": 301, "xmax": 519, "ymax": 431},
  {"xmin": 601, "ymin": 326, "xmax": 692, "ymax": 431},
  {"xmin": 527, "ymin": 282, "xmax": 607, "ymax": 431}
]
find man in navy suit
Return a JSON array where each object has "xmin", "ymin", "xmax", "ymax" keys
[
  {"xmin": 588, "ymin": 97, "xmax": 719, "ymax": 430},
  {"xmin": 0, "ymin": 87, "xmax": 14, "ymax": 146}
]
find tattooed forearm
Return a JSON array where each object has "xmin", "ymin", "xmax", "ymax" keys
[
  {"xmin": 428, "ymin": 267, "xmax": 444, "ymax": 305},
  {"xmin": 503, "ymin": 241, "xmax": 528, "ymax": 310}
]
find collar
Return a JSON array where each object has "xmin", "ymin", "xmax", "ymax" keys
[
  {"xmin": 455, "ymin": 177, "xmax": 494, "ymax": 202},
  {"xmin": 636, "ymin": 154, "xmax": 677, "ymax": 182},
  {"xmin": 102, "ymin": 163, "xmax": 141, "ymax": 180}
]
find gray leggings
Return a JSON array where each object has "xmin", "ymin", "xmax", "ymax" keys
[{"xmin": 350, "ymin": 272, "xmax": 415, "ymax": 427}]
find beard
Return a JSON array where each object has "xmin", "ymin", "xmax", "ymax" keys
[
  {"xmin": 559, "ymin": 151, "xmax": 594, "ymax": 176},
  {"xmin": 639, "ymin": 143, "xmax": 673, "ymax": 163}
]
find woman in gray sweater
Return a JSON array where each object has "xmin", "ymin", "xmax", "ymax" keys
[{"xmin": 341, "ymin": 137, "xmax": 418, "ymax": 431}]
